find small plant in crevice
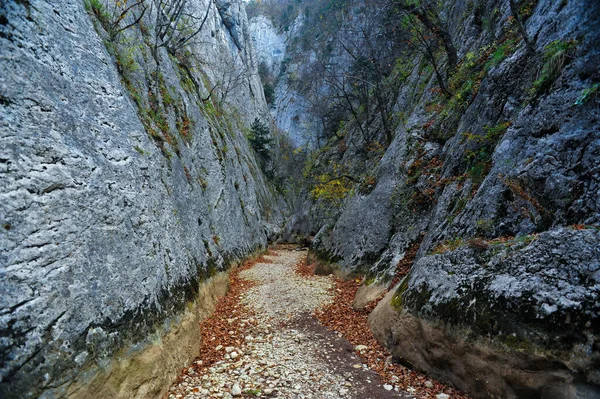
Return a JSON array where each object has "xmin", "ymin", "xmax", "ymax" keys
[
  {"xmin": 476, "ymin": 218, "xmax": 495, "ymax": 236},
  {"xmin": 431, "ymin": 237, "xmax": 465, "ymax": 255},
  {"xmin": 394, "ymin": 143, "xmax": 445, "ymax": 212},
  {"xmin": 357, "ymin": 174, "xmax": 377, "ymax": 195},
  {"xmin": 175, "ymin": 102, "xmax": 192, "ymax": 143},
  {"xmin": 574, "ymin": 83, "xmax": 599, "ymax": 105},
  {"xmin": 530, "ymin": 39, "xmax": 577, "ymax": 96},
  {"xmin": 485, "ymin": 37, "xmax": 519, "ymax": 72},
  {"xmin": 462, "ymin": 121, "xmax": 511, "ymax": 188},
  {"xmin": 183, "ymin": 166, "xmax": 192, "ymax": 184},
  {"xmin": 500, "ymin": 175, "xmax": 551, "ymax": 221},
  {"xmin": 84, "ymin": 0, "xmax": 148, "ymax": 41},
  {"xmin": 197, "ymin": 176, "xmax": 208, "ymax": 190}
]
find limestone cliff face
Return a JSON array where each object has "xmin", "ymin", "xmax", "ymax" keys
[
  {"xmin": 249, "ymin": 14, "xmax": 317, "ymax": 147},
  {"xmin": 250, "ymin": 15, "xmax": 287, "ymax": 76},
  {"xmin": 311, "ymin": 0, "xmax": 599, "ymax": 269},
  {"xmin": 0, "ymin": 1, "xmax": 276, "ymax": 397}
]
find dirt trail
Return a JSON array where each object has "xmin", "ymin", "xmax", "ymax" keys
[{"xmin": 165, "ymin": 250, "xmax": 424, "ymax": 399}]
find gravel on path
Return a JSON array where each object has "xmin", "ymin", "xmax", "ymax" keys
[{"xmin": 166, "ymin": 250, "xmax": 412, "ymax": 399}]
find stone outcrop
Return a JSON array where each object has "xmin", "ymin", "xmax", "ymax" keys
[
  {"xmin": 370, "ymin": 228, "xmax": 600, "ymax": 398},
  {"xmin": 0, "ymin": 0, "xmax": 276, "ymax": 397},
  {"xmin": 249, "ymin": 15, "xmax": 286, "ymax": 76}
]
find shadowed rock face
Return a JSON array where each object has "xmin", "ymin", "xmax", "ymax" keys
[
  {"xmin": 0, "ymin": 0, "xmax": 275, "ymax": 397},
  {"xmin": 264, "ymin": 0, "xmax": 600, "ymax": 396},
  {"xmin": 312, "ymin": 0, "xmax": 600, "ymax": 273}
]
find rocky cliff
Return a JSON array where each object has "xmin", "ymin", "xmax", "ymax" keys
[
  {"xmin": 249, "ymin": 13, "xmax": 318, "ymax": 147},
  {"xmin": 250, "ymin": 0, "xmax": 600, "ymax": 397},
  {"xmin": 0, "ymin": 0, "xmax": 277, "ymax": 398}
]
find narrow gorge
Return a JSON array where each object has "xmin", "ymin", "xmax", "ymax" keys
[{"xmin": 0, "ymin": 0, "xmax": 598, "ymax": 398}]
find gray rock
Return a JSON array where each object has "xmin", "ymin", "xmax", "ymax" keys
[
  {"xmin": 370, "ymin": 228, "xmax": 600, "ymax": 398},
  {"xmin": 0, "ymin": 0, "xmax": 276, "ymax": 397},
  {"xmin": 231, "ymin": 383, "xmax": 242, "ymax": 396},
  {"xmin": 261, "ymin": 0, "xmax": 600, "ymax": 397}
]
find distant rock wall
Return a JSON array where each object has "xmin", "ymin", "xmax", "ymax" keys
[
  {"xmin": 0, "ymin": 0, "xmax": 276, "ymax": 397},
  {"xmin": 250, "ymin": 15, "xmax": 286, "ymax": 76},
  {"xmin": 248, "ymin": 14, "xmax": 319, "ymax": 147}
]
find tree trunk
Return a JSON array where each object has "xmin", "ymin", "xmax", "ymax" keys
[{"xmin": 509, "ymin": 0, "xmax": 535, "ymax": 53}]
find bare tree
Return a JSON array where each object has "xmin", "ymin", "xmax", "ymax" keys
[
  {"xmin": 405, "ymin": 17, "xmax": 452, "ymax": 97},
  {"xmin": 297, "ymin": 0, "xmax": 403, "ymax": 146},
  {"xmin": 214, "ymin": 52, "xmax": 257, "ymax": 106},
  {"xmin": 509, "ymin": 0, "xmax": 535, "ymax": 53},
  {"xmin": 391, "ymin": 0, "xmax": 458, "ymax": 73},
  {"xmin": 85, "ymin": 0, "xmax": 148, "ymax": 40},
  {"xmin": 153, "ymin": 0, "xmax": 213, "ymax": 56},
  {"xmin": 108, "ymin": 0, "xmax": 148, "ymax": 40}
]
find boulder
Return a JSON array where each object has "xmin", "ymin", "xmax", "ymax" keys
[
  {"xmin": 369, "ymin": 228, "xmax": 600, "ymax": 398},
  {"xmin": 353, "ymin": 283, "xmax": 387, "ymax": 311}
]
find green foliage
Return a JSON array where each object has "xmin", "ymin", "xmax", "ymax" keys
[
  {"xmin": 263, "ymin": 81, "xmax": 275, "ymax": 107},
  {"xmin": 431, "ymin": 237, "xmax": 465, "ymax": 255},
  {"xmin": 531, "ymin": 39, "xmax": 577, "ymax": 95},
  {"xmin": 364, "ymin": 276, "xmax": 376, "ymax": 286},
  {"xmin": 358, "ymin": 174, "xmax": 377, "ymax": 195},
  {"xmin": 392, "ymin": 142, "xmax": 444, "ymax": 212},
  {"xmin": 310, "ymin": 172, "xmax": 353, "ymax": 205},
  {"xmin": 390, "ymin": 278, "xmax": 409, "ymax": 311},
  {"xmin": 158, "ymin": 75, "xmax": 174, "ymax": 107},
  {"xmin": 85, "ymin": 0, "xmax": 110, "ymax": 28},
  {"xmin": 248, "ymin": 118, "xmax": 273, "ymax": 172},
  {"xmin": 574, "ymin": 83, "xmax": 599, "ymax": 105},
  {"xmin": 485, "ymin": 38, "xmax": 518, "ymax": 71},
  {"xmin": 113, "ymin": 40, "xmax": 140, "ymax": 76},
  {"xmin": 257, "ymin": 62, "xmax": 276, "ymax": 108},
  {"xmin": 84, "ymin": 0, "xmax": 147, "ymax": 41},
  {"xmin": 426, "ymin": 30, "xmax": 518, "ymax": 127},
  {"xmin": 175, "ymin": 105, "xmax": 192, "ymax": 142},
  {"xmin": 463, "ymin": 121, "xmax": 511, "ymax": 186},
  {"xmin": 482, "ymin": 7, "xmax": 500, "ymax": 31}
]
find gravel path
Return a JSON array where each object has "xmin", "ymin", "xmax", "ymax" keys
[{"xmin": 167, "ymin": 250, "xmax": 412, "ymax": 399}]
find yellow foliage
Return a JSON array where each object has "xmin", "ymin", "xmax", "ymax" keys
[
  {"xmin": 310, "ymin": 163, "xmax": 353, "ymax": 203},
  {"xmin": 311, "ymin": 176, "xmax": 353, "ymax": 202}
]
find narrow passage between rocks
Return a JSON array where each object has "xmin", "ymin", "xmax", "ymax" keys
[{"xmin": 166, "ymin": 249, "xmax": 464, "ymax": 399}]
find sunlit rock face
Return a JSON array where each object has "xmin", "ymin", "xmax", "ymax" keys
[
  {"xmin": 0, "ymin": 0, "xmax": 276, "ymax": 397},
  {"xmin": 250, "ymin": 15, "xmax": 286, "ymax": 76}
]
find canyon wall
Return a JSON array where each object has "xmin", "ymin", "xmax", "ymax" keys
[
  {"xmin": 0, "ymin": 0, "xmax": 277, "ymax": 397},
  {"xmin": 251, "ymin": 0, "xmax": 600, "ymax": 397}
]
